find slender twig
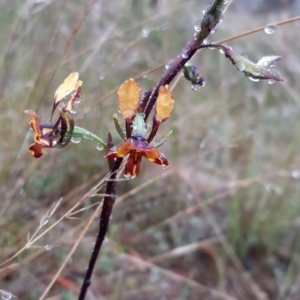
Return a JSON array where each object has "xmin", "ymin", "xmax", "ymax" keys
[{"xmin": 78, "ymin": 158, "xmax": 122, "ymax": 299}]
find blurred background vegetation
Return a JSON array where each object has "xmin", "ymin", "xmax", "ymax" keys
[{"xmin": 1, "ymin": 0, "xmax": 300, "ymax": 299}]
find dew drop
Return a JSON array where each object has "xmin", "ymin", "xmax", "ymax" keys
[
  {"xmin": 96, "ymin": 143, "xmax": 104, "ymax": 151},
  {"xmin": 141, "ymin": 27, "xmax": 150, "ymax": 38},
  {"xmin": 219, "ymin": 48, "xmax": 225, "ymax": 54},
  {"xmin": 203, "ymin": 37, "xmax": 211, "ymax": 45},
  {"xmin": 191, "ymin": 83, "xmax": 202, "ymax": 91},
  {"xmin": 165, "ymin": 60, "xmax": 173, "ymax": 69},
  {"xmin": 74, "ymin": 95, "xmax": 82, "ymax": 104},
  {"xmin": 248, "ymin": 76, "xmax": 260, "ymax": 82},
  {"xmin": 44, "ymin": 244, "xmax": 53, "ymax": 251},
  {"xmin": 202, "ymin": 5, "xmax": 210, "ymax": 15},
  {"xmin": 210, "ymin": 28, "xmax": 216, "ymax": 34},
  {"xmin": 71, "ymin": 136, "xmax": 82, "ymax": 144},
  {"xmin": 235, "ymin": 61, "xmax": 246, "ymax": 71},
  {"xmin": 162, "ymin": 165, "xmax": 168, "ymax": 170},
  {"xmin": 1, "ymin": 290, "xmax": 12, "ymax": 300},
  {"xmin": 291, "ymin": 170, "xmax": 300, "ymax": 179},
  {"xmin": 194, "ymin": 19, "xmax": 201, "ymax": 32},
  {"xmin": 181, "ymin": 49, "xmax": 189, "ymax": 59},
  {"xmin": 264, "ymin": 25, "xmax": 276, "ymax": 34},
  {"xmin": 124, "ymin": 173, "xmax": 135, "ymax": 179},
  {"xmin": 223, "ymin": 0, "xmax": 229, "ymax": 4},
  {"xmin": 268, "ymin": 79, "xmax": 276, "ymax": 85},
  {"xmin": 69, "ymin": 103, "xmax": 78, "ymax": 114}
]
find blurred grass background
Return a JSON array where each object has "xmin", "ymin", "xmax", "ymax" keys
[{"xmin": 1, "ymin": 0, "xmax": 300, "ymax": 299}]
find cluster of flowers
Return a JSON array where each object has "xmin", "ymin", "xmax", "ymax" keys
[{"xmin": 25, "ymin": 74, "xmax": 174, "ymax": 178}]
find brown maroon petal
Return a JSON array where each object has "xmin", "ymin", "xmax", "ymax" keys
[
  {"xmin": 124, "ymin": 151, "xmax": 143, "ymax": 178},
  {"xmin": 105, "ymin": 140, "xmax": 133, "ymax": 159},
  {"xmin": 143, "ymin": 147, "xmax": 169, "ymax": 167},
  {"xmin": 28, "ymin": 143, "xmax": 45, "ymax": 158},
  {"xmin": 24, "ymin": 109, "xmax": 42, "ymax": 141}
]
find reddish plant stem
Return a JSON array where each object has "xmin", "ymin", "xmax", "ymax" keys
[
  {"xmin": 78, "ymin": 157, "xmax": 123, "ymax": 300},
  {"xmin": 144, "ymin": 37, "xmax": 198, "ymax": 121}
]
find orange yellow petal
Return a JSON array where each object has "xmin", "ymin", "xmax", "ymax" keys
[
  {"xmin": 54, "ymin": 72, "xmax": 80, "ymax": 104},
  {"xmin": 155, "ymin": 85, "xmax": 174, "ymax": 123},
  {"xmin": 117, "ymin": 79, "xmax": 141, "ymax": 122}
]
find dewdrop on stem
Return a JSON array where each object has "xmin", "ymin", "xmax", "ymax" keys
[
  {"xmin": 44, "ymin": 244, "xmax": 53, "ymax": 251},
  {"xmin": 165, "ymin": 60, "xmax": 173, "ymax": 69},
  {"xmin": 248, "ymin": 76, "xmax": 260, "ymax": 82},
  {"xmin": 71, "ymin": 136, "xmax": 82, "ymax": 144},
  {"xmin": 264, "ymin": 25, "xmax": 276, "ymax": 34},
  {"xmin": 1, "ymin": 290, "xmax": 12, "ymax": 300},
  {"xmin": 194, "ymin": 19, "xmax": 201, "ymax": 32},
  {"xmin": 96, "ymin": 143, "xmax": 104, "ymax": 151}
]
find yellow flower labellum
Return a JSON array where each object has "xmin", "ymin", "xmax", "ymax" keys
[
  {"xmin": 117, "ymin": 78, "xmax": 141, "ymax": 122},
  {"xmin": 155, "ymin": 85, "xmax": 174, "ymax": 123},
  {"xmin": 54, "ymin": 72, "xmax": 80, "ymax": 105}
]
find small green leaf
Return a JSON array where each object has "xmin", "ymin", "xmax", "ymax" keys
[{"xmin": 220, "ymin": 45, "xmax": 285, "ymax": 82}]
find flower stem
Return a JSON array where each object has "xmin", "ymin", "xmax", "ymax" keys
[{"xmin": 72, "ymin": 126, "xmax": 106, "ymax": 148}]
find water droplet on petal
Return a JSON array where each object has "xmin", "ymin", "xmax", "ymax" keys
[
  {"xmin": 71, "ymin": 136, "xmax": 82, "ymax": 144},
  {"xmin": 264, "ymin": 25, "xmax": 276, "ymax": 34},
  {"xmin": 124, "ymin": 173, "xmax": 135, "ymax": 179},
  {"xmin": 1, "ymin": 290, "xmax": 12, "ymax": 300},
  {"xmin": 96, "ymin": 143, "xmax": 104, "ymax": 151}
]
